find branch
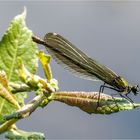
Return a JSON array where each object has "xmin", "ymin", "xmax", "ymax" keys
[
  {"xmin": 0, "ymin": 92, "xmax": 48, "ymax": 133},
  {"xmin": 9, "ymin": 83, "xmax": 31, "ymax": 93},
  {"xmin": 4, "ymin": 93, "xmax": 46, "ymax": 121}
]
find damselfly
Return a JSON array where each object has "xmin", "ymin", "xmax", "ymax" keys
[{"xmin": 43, "ymin": 32, "xmax": 139, "ymax": 104}]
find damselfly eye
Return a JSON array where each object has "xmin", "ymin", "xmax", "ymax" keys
[{"xmin": 132, "ymin": 85, "xmax": 139, "ymax": 95}]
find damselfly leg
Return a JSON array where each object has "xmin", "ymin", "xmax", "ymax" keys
[
  {"xmin": 97, "ymin": 83, "xmax": 105, "ymax": 108},
  {"xmin": 97, "ymin": 83, "xmax": 118, "ymax": 108},
  {"xmin": 97, "ymin": 84, "xmax": 134, "ymax": 109}
]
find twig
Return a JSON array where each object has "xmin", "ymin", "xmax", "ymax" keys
[
  {"xmin": 9, "ymin": 83, "xmax": 31, "ymax": 93},
  {"xmin": 4, "ymin": 93, "xmax": 46, "ymax": 121},
  {"xmin": 0, "ymin": 93, "xmax": 47, "ymax": 133}
]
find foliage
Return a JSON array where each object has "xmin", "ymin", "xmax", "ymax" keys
[
  {"xmin": 0, "ymin": 8, "xmax": 139, "ymax": 140},
  {"xmin": 0, "ymin": 7, "xmax": 38, "ymax": 126}
]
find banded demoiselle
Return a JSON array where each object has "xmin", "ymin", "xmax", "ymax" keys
[{"xmin": 43, "ymin": 32, "xmax": 139, "ymax": 104}]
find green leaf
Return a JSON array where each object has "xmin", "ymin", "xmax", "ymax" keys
[
  {"xmin": 0, "ymin": 8, "xmax": 38, "ymax": 83},
  {"xmin": 51, "ymin": 91, "xmax": 140, "ymax": 114},
  {"xmin": 5, "ymin": 128, "xmax": 45, "ymax": 140},
  {"xmin": 0, "ymin": 8, "xmax": 38, "ymax": 123}
]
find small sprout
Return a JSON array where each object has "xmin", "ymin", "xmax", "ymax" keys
[
  {"xmin": 0, "ymin": 71, "xmax": 20, "ymax": 109},
  {"xmin": 18, "ymin": 61, "xmax": 55, "ymax": 93},
  {"xmin": 37, "ymin": 51, "xmax": 52, "ymax": 81},
  {"xmin": 50, "ymin": 79, "xmax": 59, "ymax": 91}
]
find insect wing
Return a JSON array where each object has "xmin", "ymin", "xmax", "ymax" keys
[
  {"xmin": 44, "ymin": 33, "xmax": 101, "ymax": 81},
  {"xmin": 44, "ymin": 33, "xmax": 118, "ymax": 83}
]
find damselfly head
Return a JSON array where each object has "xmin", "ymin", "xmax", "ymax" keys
[{"xmin": 131, "ymin": 85, "xmax": 139, "ymax": 95}]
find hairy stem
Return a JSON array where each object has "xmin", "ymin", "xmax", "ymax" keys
[
  {"xmin": 4, "ymin": 94, "xmax": 46, "ymax": 121},
  {"xmin": 0, "ymin": 93, "xmax": 47, "ymax": 134},
  {"xmin": 9, "ymin": 83, "xmax": 31, "ymax": 93}
]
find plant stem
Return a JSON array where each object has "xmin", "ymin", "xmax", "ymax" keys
[
  {"xmin": 9, "ymin": 83, "xmax": 31, "ymax": 93},
  {"xmin": 1, "ymin": 93, "xmax": 47, "ymax": 134},
  {"xmin": 4, "ymin": 94, "xmax": 46, "ymax": 121}
]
